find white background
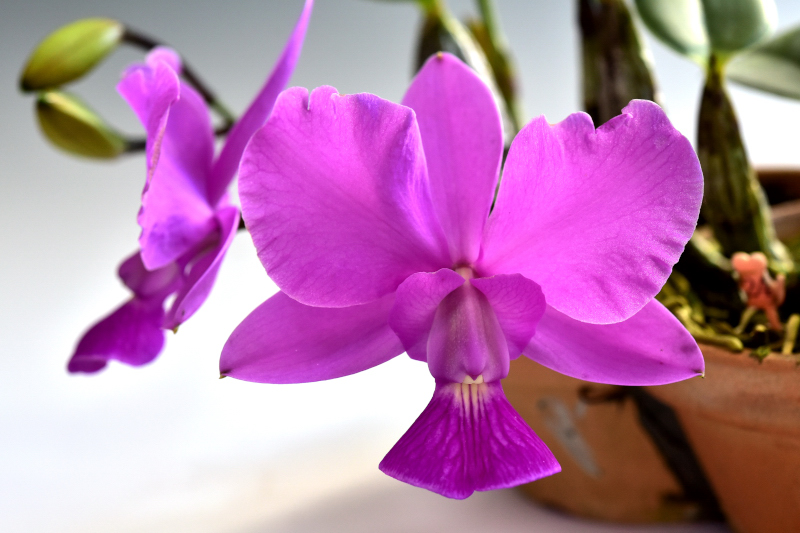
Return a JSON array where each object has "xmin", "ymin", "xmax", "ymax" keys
[{"xmin": 3, "ymin": 0, "xmax": 799, "ymax": 531}]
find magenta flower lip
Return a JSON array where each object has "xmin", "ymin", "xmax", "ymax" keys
[
  {"xmin": 68, "ymin": 0, "xmax": 313, "ymax": 374},
  {"xmin": 223, "ymin": 52, "xmax": 704, "ymax": 497}
]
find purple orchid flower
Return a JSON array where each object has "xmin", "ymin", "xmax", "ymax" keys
[
  {"xmin": 68, "ymin": 0, "xmax": 313, "ymax": 374},
  {"xmin": 221, "ymin": 53, "xmax": 704, "ymax": 498}
]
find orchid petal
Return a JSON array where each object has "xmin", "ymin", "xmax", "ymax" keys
[
  {"xmin": 427, "ymin": 282, "xmax": 509, "ymax": 383},
  {"xmin": 118, "ymin": 251, "xmax": 181, "ymax": 300},
  {"xmin": 388, "ymin": 269, "xmax": 465, "ymax": 362},
  {"xmin": 137, "ymin": 81, "xmax": 216, "ymax": 269},
  {"xmin": 163, "ymin": 205, "xmax": 239, "ymax": 330},
  {"xmin": 471, "ymin": 274, "xmax": 546, "ymax": 359},
  {"xmin": 239, "ymin": 86, "xmax": 450, "ymax": 307},
  {"xmin": 208, "ymin": 0, "xmax": 313, "ymax": 204},
  {"xmin": 402, "ymin": 53, "xmax": 503, "ymax": 264},
  {"xmin": 68, "ymin": 298, "xmax": 166, "ymax": 373},
  {"xmin": 220, "ymin": 292, "xmax": 403, "ymax": 383},
  {"xmin": 480, "ymin": 100, "xmax": 703, "ymax": 324},
  {"xmin": 524, "ymin": 300, "xmax": 704, "ymax": 385},
  {"xmin": 380, "ymin": 381, "xmax": 560, "ymax": 499},
  {"xmin": 145, "ymin": 47, "xmax": 182, "ymax": 73},
  {"xmin": 118, "ymin": 49, "xmax": 217, "ymax": 270},
  {"xmin": 117, "ymin": 49, "xmax": 179, "ymax": 169},
  {"xmin": 123, "ymin": 47, "xmax": 215, "ymax": 187}
]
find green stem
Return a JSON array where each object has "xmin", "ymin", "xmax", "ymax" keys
[
  {"xmin": 417, "ymin": 0, "xmax": 443, "ymax": 16},
  {"xmin": 476, "ymin": 0, "xmax": 500, "ymax": 42},
  {"xmin": 123, "ymin": 138, "xmax": 146, "ymax": 153},
  {"xmin": 121, "ymin": 122, "xmax": 233, "ymax": 155},
  {"xmin": 782, "ymin": 314, "xmax": 800, "ymax": 354},
  {"xmin": 473, "ymin": 0, "xmax": 524, "ymax": 132}
]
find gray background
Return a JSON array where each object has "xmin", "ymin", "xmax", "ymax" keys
[{"xmin": 2, "ymin": 0, "xmax": 799, "ymax": 531}]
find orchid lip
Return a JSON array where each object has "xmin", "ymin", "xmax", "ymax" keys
[{"xmin": 380, "ymin": 380, "xmax": 561, "ymax": 499}]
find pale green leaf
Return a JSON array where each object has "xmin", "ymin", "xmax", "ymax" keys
[
  {"xmin": 701, "ymin": 0, "xmax": 777, "ymax": 55},
  {"xmin": 727, "ymin": 24, "xmax": 800, "ymax": 100},
  {"xmin": 633, "ymin": 0, "xmax": 708, "ymax": 62}
]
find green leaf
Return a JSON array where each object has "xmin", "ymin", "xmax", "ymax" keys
[
  {"xmin": 634, "ymin": 0, "xmax": 777, "ymax": 62},
  {"xmin": 750, "ymin": 344, "xmax": 772, "ymax": 362},
  {"xmin": 36, "ymin": 91, "xmax": 126, "ymax": 159},
  {"xmin": 365, "ymin": 0, "xmax": 435, "ymax": 10},
  {"xmin": 20, "ymin": 18, "xmax": 124, "ymax": 91},
  {"xmin": 701, "ymin": 0, "xmax": 777, "ymax": 55},
  {"xmin": 633, "ymin": 0, "xmax": 708, "ymax": 62},
  {"xmin": 727, "ymin": 24, "xmax": 800, "ymax": 100}
]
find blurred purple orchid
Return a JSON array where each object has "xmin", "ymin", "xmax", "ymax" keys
[
  {"xmin": 221, "ymin": 53, "xmax": 704, "ymax": 498},
  {"xmin": 68, "ymin": 0, "xmax": 313, "ymax": 373}
]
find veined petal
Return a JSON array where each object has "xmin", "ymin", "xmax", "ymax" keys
[
  {"xmin": 118, "ymin": 251, "xmax": 181, "ymax": 301},
  {"xmin": 389, "ymin": 269, "xmax": 465, "ymax": 362},
  {"xmin": 239, "ymin": 86, "xmax": 449, "ymax": 308},
  {"xmin": 480, "ymin": 100, "xmax": 702, "ymax": 324},
  {"xmin": 119, "ymin": 48, "xmax": 217, "ymax": 270},
  {"xmin": 68, "ymin": 298, "xmax": 166, "ymax": 373},
  {"xmin": 117, "ymin": 48, "xmax": 179, "ymax": 169},
  {"xmin": 524, "ymin": 300, "xmax": 704, "ymax": 385},
  {"xmin": 471, "ymin": 274, "xmax": 545, "ymax": 358},
  {"xmin": 428, "ymin": 282, "xmax": 509, "ymax": 383},
  {"xmin": 208, "ymin": 0, "xmax": 313, "ymax": 204},
  {"xmin": 137, "ymin": 81, "xmax": 216, "ymax": 270},
  {"xmin": 402, "ymin": 53, "xmax": 503, "ymax": 265},
  {"xmin": 163, "ymin": 205, "xmax": 239, "ymax": 330},
  {"xmin": 220, "ymin": 291, "xmax": 403, "ymax": 383},
  {"xmin": 379, "ymin": 381, "xmax": 560, "ymax": 499}
]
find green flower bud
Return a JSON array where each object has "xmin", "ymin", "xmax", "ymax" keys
[
  {"xmin": 20, "ymin": 18, "xmax": 124, "ymax": 91},
  {"xmin": 36, "ymin": 91, "xmax": 126, "ymax": 159}
]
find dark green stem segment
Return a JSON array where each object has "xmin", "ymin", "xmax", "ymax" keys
[
  {"xmin": 469, "ymin": 0, "xmax": 524, "ymax": 133},
  {"xmin": 120, "ymin": 121, "xmax": 234, "ymax": 154},
  {"xmin": 413, "ymin": 0, "xmax": 517, "ymax": 145},
  {"xmin": 578, "ymin": 0, "xmax": 657, "ymax": 126},
  {"xmin": 697, "ymin": 55, "xmax": 792, "ymax": 273},
  {"xmin": 414, "ymin": 1, "xmax": 472, "ymax": 74},
  {"xmin": 415, "ymin": 11, "xmax": 460, "ymax": 71},
  {"xmin": 122, "ymin": 27, "xmax": 235, "ymax": 133},
  {"xmin": 123, "ymin": 138, "xmax": 146, "ymax": 153}
]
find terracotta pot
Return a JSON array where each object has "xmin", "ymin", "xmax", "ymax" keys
[
  {"xmin": 646, "ymin": 344, "xmax": 800, "ymax": 533},
  {"xmin": 503, "ymin": 169, "xmax": 800, "ymax": 533},
  {"xmin": 758, "ymin": 167, "xmax": 800, "ymax": 241},
  {"xmin": 757, "ymin": 168, "xmax": 800, "ymax": 206},
  {"xmin": 503, "ymin": 169, "xmax": 800, "ymax": 525},
  {"xmin": 503, "ymin": 357, "xmax": 699, "ymax": 523}
]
